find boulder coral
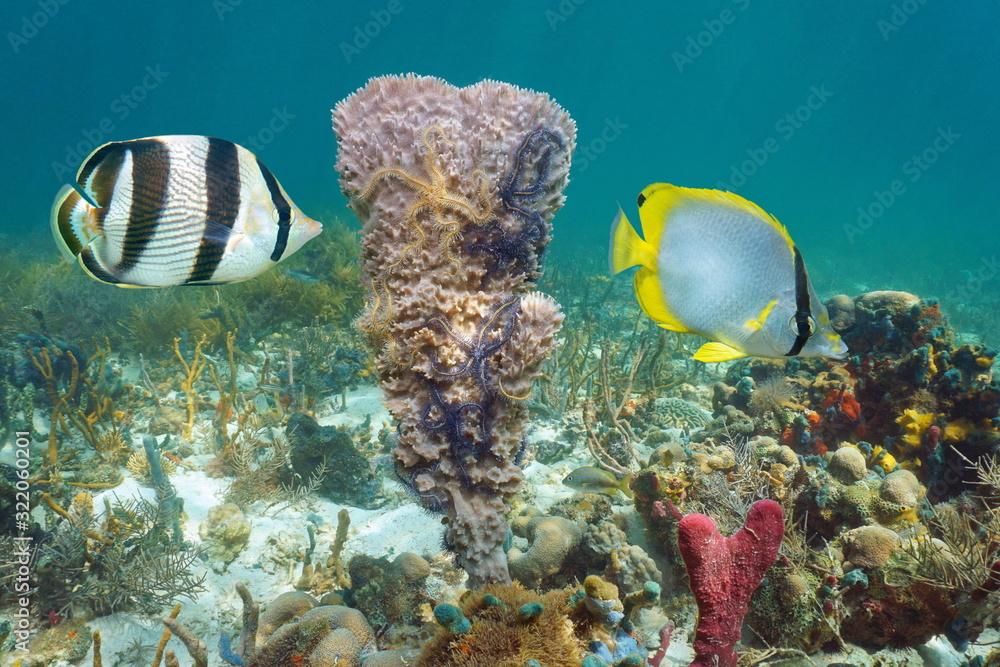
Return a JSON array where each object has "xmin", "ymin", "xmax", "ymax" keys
[
  {"xmin": 199, "ymin": 502, "xmax": 252, "ymax": 569},
  {"xmin": 507, "ymin": 515, "xmax": 581, "ymax": 588},
  {"xmin": 167, "ymin": 584, "xmax": 379, "ymax": 667},
  {"xmin": 334, "ymin": 75, "xmax": 576, "ymax": 585}
]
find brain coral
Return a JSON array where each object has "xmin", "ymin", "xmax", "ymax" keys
[
  {"xmin": 828, "ymin": 446, "xmax": 868, "ymax": 484},
  {"xmin": 334, "ymin": 75, "xmax": 576, "ymax": 585},
  {"xmin": 840, "ymin": 525, "xmax": 900, "ymax": 569},
  {"xmin": 508, "ymin": 515, "xmax": 582, "ymax": 588},
  {"xmin": 653, "ymin": 397, "xmax": 712, "ymax": 431}
]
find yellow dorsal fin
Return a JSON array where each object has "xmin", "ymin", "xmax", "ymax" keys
[
  {"xmin": 693, "ymin": 341, "xmax": 748, "ymax": 363},
  {"xmin": 634, "ymin": 268, "xmax": 690, "ymax": 333},
  {"xmin": 609, "ymin": 206, "xmax": 657, "ymax": 273},
  {"xmin": 637, "ymin": 184, "xmax": 795, "ymax": 256}
]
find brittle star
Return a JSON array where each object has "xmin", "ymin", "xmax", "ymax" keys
[
  {"xmin": 418, "ymin": 380, "xmax": 491, "ymax": 488},
  {"xmin": 424, "ymin": 297, "xmax": 526, "ymax": 398},
  {"xmin": 468, "ymin": 128, "xmax": 565, "ymax": 279},
  {"xmin": 358, "ymin": 125, "xmax": 495, "ymax": 264}
]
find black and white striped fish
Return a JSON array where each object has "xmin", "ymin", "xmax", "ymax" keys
[{"xmin": 51, "ymin": 135, "xmax": 322, "ymax": 287}]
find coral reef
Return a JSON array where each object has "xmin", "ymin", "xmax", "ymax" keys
[
  {"xmin": 507, "ymin": 514, "xmax": 581, "ymax": 588},
  {"xmin": 334, "ymin": 74, "xmax": 575, "ymax": 585},
  {"xmin": 36, "ymin": 492, "xmax": 204, "ymax": 617},
  {"xmin": 346, "ymin": 551, "xmax": 432, "ymax": 626},
  {"xmin": 167, "ymin": 584, "xmax": 380, "ymax": 667},
  {"xmin": 296, "ymin": 509, "xmax": 352, "ymax": 595},
  {"xmin": 418, "ymin": 576, "xmax": 654, "ymax": 667}
]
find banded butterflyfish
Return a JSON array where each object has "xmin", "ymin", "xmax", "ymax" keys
[{"xmin": 51, "ymin": 135, "xmax": 322, "ymax": 287}]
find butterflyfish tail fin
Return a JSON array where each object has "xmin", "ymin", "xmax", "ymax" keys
[
  {"xmin": 51, "ymin": 185, "xmax": 98, "ymax": 261},
  {"xmin": 609, "ymin": 206, "xmax": 657, "ymax": 274}
]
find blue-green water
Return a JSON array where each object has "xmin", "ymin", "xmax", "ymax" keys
[{"xmin": 3, "ymin": 0, "xmax": 998, "ymax": 313}]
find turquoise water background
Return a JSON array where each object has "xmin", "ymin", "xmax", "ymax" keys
[{"xmin": 2, "ymin": 0, "xmax": 998, "ymax": 320}]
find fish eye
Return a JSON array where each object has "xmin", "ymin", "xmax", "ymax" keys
[{"xmin": 789, "ymin": 315, "xmax": 817, "ymax": 336}]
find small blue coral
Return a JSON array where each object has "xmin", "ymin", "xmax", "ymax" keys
[
  {"xmin": 518, "ymin": 601, "xmax": 544, "ymax": 621},
  {"xmin": 218, "ymin": 633, "xmax": 244, "ymax": 666},
  {"xmin": 434, "ymin": 603, "xmax": 471, "ymax": 634}
]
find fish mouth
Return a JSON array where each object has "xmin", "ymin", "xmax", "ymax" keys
[{"xmin": 303, "ymin": 216, "xmax": 323, "ymax": 238}]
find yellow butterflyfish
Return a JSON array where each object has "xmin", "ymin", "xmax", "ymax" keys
[{"xmin": 610, "ymin": 184, "xmax": 848, "ymax": 362}]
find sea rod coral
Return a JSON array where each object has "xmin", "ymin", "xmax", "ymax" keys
[{"xmin": 334, "ymin": 75, "xmax": 576, "ymax": 584}]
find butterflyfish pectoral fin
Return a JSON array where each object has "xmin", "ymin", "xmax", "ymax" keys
[
  {"xmin": 693, "ymin": 341, "xmax": 749, "ymax": 363},
  {"xmin": 635, "ymin": 268, "xmax": 691, "ymax": 333},
  {"xmin": 743, "ymin": 298, "xmax": 780, "ymax": 333},
  {"xmin": 609, "ymin": 206, "xmax": 657, "ymax": 274}
]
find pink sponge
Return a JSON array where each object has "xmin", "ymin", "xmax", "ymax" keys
[{"xmin": 678, "ymin": 499, "xmax": 784, "ymax": 667}]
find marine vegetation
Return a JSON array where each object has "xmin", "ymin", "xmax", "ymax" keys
[{"xmin": 34, "ymin": 492, "xmax": 204, "ymax": 617}]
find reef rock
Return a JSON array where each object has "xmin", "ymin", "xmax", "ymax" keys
[
  {"xmin": 199, "ymin": 502, "xmax": 252, "ymax": 569},
  {"xmin": 287, "ymin": 413, "xmax": 380, "ymax": 508}
]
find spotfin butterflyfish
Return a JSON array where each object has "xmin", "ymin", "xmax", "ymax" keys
[
  {"xmin": 609, "ymin": 184, "xmax": 848, "ymax": 362},
  {"xmin": 51, "ymin": 135, "xmax": 322, "ymax": 287}
]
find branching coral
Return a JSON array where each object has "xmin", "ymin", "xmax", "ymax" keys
[
  {"xmin": 334, "ymin": 74, "xmax": 575, "ymax": 585},
  {"xmin": 36, "ymin": 493, "xmax": 204, "ymax": 617},
  {"xmin": 172, "ymin": 334, "xmax": 207, "ymax": 441}
]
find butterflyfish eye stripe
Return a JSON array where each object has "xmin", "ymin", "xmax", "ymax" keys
[
  {"xmin": 187, "ymin": 138, "xmax": 240, "ymax": 283},
  {"xmin": 257, "ymin": 158, "xmax": 291, "ymax": 261},
  {"xmin": 785, "ymin": 246, "xmax": 813, "ymax": 357}
]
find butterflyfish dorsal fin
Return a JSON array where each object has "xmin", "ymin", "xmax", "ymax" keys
[{"xmin": 637, "ymin": 184, "xmax": 795, "ymax": 257}]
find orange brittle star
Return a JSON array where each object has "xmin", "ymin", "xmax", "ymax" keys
[
  {"xmin": 359, "ymin": 124, "xmax": 495, "ymax": 264},
  {"xmin": 356, "ymin": 279, "xmax": 403, "ymax": 365}
]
